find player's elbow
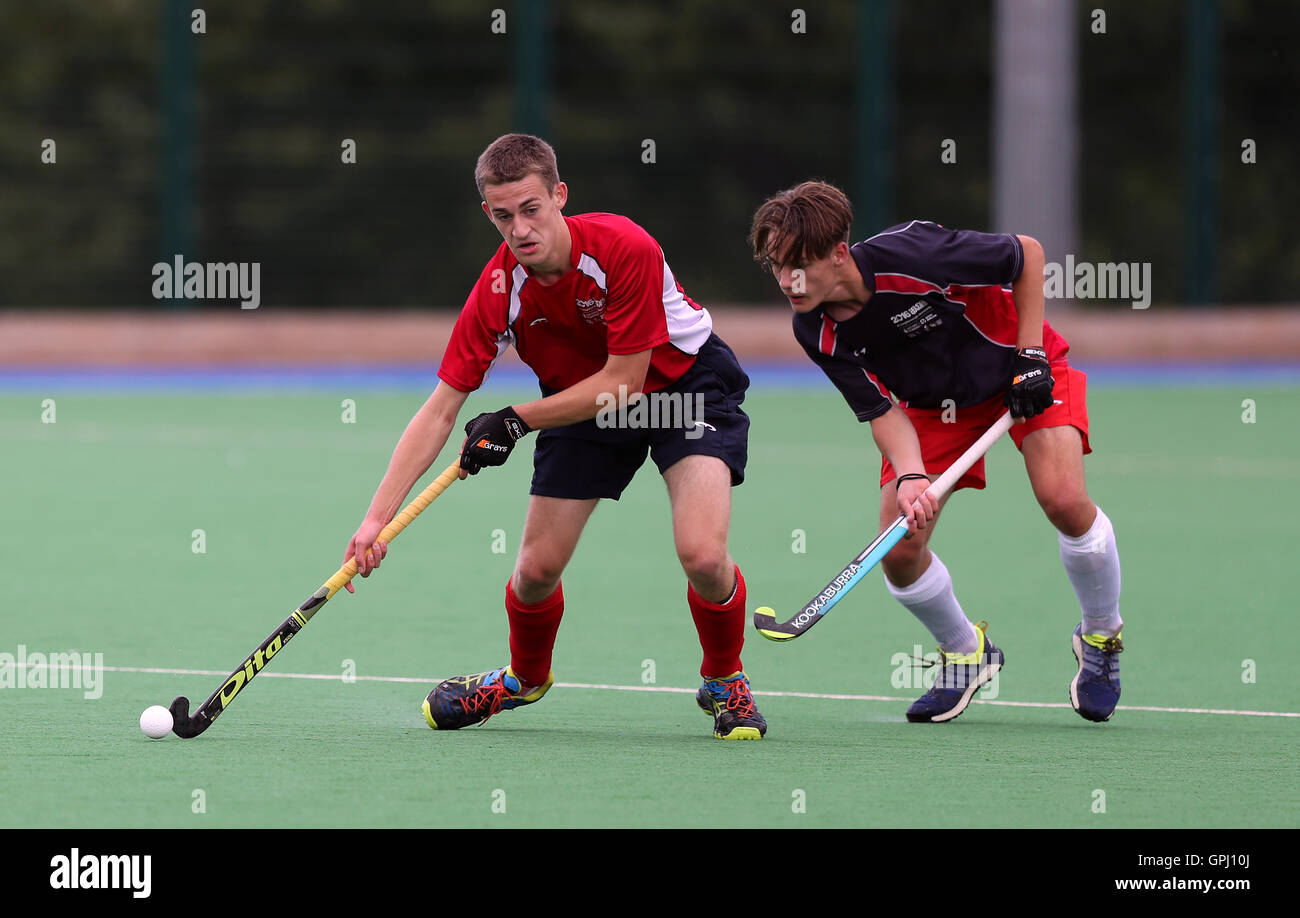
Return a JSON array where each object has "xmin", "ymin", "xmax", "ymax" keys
[
  {"xmin": 1016, "ymin": 235, "xmax": 1044, "ymax": 264},
  {"xmin": 425, "ymin": 382, "xmax": 471, "ymax": 429},
  {"xmin": 620, "ymin": 370, "xmax": 648, "ymax": 397},
  {"xmin": 604, "ymin": 354, "xmax": 651, "ymax": 397}
]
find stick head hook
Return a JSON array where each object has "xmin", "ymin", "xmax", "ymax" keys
[{"xmin": 169, "ymin": 695, "xmax": 209, "ymax": 739}]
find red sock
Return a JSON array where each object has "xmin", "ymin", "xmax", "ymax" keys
[
  {"xmin": 688, "ymin": 566, "xmax": 745, "ymax": 679},
  {"xmin": 506, "ymin": 579, "xmax": 564, "ymax": 689}
]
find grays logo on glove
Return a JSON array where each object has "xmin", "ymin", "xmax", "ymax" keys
[
  {"xmin": 1004, "ymin": 347, "xmax": 1055, "ymax": 420},
  {"xmin": 460, "ymin": 407, "xmax": 533, "ymax": 475}
]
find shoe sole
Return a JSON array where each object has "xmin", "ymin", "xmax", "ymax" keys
[
  {"xmin": 1070, "ymin": 633, "xmax": 1116, "ymax": 723},
  {"xmin": 907, "ymin": 656, "xmax": 1003, "ymax": 723}
]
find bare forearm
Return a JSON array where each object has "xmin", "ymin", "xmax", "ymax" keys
[
  {"xmin": 513, "ymin": 353, "xmax": 650, "ymax": 430},
  {"xmin": 365, "ymin": 394, "xmax": 460, "ymax": 522},
  {"xmin": 1013, "ymin": 234, "xmax": 1045, "ymax": 350},
  {"xmin": 870, "ymin": 405, "xmax": 927, "ymax": 476}
]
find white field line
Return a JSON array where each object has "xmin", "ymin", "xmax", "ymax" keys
[{"xmin": 15, "ymin": 662, "xmax": 1299, "ymax": 718}]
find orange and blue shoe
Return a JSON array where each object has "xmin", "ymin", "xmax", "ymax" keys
[
  {"xmin": 906, "ymin": 620, "xmax": 1005, "ymax": 723},
  {"xmin": 696, "ymin": 671, "xmax": 767, "ymax": 740},
  {"xmin": 1070, "ymin": 625, "xmax": 1123, "ymax": 722},
  {"xmin": 422, "ymin": 666, "xmax": 553, "ymax": 730}
]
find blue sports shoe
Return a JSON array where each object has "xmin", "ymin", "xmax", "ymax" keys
[
  {"xmin": 422, "ymin": 666, "xmax": 553, "ymax": 730},
  {"xmin": 1070, "ymin": 625, "xmax": 1122, "ymax": 722},
  {"xmin": 696, "ymin": 671, "xmax": 767, "ymax": 740},
  {"xmin": 906, "ymin": 621, "xmax": 1004, "ymax": 723}
]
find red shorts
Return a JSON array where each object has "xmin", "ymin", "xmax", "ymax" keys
[{"xmin": 879, "ymin": 361, "xmax": 1091, "ymax": 492}]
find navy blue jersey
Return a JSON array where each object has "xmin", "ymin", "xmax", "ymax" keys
[{"xmin": 794, "ymin": 220, "xmax": 1064, "ymax": 421}]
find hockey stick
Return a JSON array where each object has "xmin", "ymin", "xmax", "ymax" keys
[
  {"xmin": 753, "ymin": 411, "xmax": 1014, "ymax": 642},
  {"xmin": 168, "ymin": 461, "xmax": 462, "ymax": 738}
]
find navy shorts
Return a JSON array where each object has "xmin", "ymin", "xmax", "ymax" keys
[{"xmin": 530, "ymin": 333, "xmax": 751, "ymax": 500}]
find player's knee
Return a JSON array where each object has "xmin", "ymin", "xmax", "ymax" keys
[
  {"xmin": 882, "ymin": 539, "xmax": 927, "ymax": 586},
  {"xmin": 1038, "ymin": 489, "xmax": 1095, "ymax": 537},
  {"xmin": 513, "ymin": 554, "xmax": 565, "ymax": 597},
  {"xmin": 677, "ymin": 542, "xmax": 731, "ymax": 590}
]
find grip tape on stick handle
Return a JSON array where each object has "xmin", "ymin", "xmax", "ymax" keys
[
  {"xmin": 377, "ymin": 461, "xmax": 462, "ymax": 542},
  {"xmin": 323, "ymin": 461, "xmax": 462, "ymax": 599}
]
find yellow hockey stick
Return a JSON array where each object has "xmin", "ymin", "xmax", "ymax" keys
[{"xmin": 168, "ymin": 462, "xmax": 462, "ymax": 738}]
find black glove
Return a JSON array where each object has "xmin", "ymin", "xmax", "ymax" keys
[
  {"xmin": 1005, "ymin": 347, "xmax": 1055, "ymax": 419},
  {"xmin": 460, "ymin": 407, "xmax": 532, "ymax": 475}
]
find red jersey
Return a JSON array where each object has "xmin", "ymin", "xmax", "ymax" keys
[{"xmin": 437, "ymin": 213, "xmax": 713, "ymax": 394}]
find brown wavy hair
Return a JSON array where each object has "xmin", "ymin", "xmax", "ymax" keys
[{"xmin": 749, "ymin": 181, "xmax": 853, "ymax": 268}]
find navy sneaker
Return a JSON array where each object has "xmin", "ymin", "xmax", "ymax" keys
[
  {"xmin": 1070, "ymin": 625, "xmax": 1122, "ymax": 722},
  {"xmin": 422, "ymin": 666, "xmax": 553, "ymax": 730},
  {"xmin": 906, "ymin": 621, "xmax": 1004, "ymax": 723},
  {"xmin": 696, "ymin": 671, "xmax": 767, "ymax": 740}
]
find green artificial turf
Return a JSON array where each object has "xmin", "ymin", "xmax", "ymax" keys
[{"xmin": 1, "ymin": 384, "xmax": 1296, "ymax": 827}]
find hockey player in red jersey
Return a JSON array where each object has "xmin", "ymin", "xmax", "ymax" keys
[{"xmin": 344, "ymin": 135, "xmax": 766, "ymax": 740}]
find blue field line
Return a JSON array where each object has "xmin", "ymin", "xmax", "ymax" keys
[{"xmin": 0, "ymin": 361, "xmax": 1298, "ymax": 392}]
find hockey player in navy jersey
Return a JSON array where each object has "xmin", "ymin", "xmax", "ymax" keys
[{"xmin": 750, "ymin": 181, "xmax": 1123, "ymax": 723}]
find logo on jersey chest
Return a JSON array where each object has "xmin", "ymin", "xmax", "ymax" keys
[
  {"xmin": 890, "ymin": 298, "xmax": 943, "ymax": 338},
  {"xmin": 576, "ymin": 296, "xmax": 606, "ymax": 325}
]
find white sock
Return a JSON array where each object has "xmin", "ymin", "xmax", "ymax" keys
[
  {"xmin": 886, "ymin": 553, "xmax": 978, "ymax": 653},
  {"xmin": 1058, "ymin": 506, "xmax": 1123, "ymax": 635}
]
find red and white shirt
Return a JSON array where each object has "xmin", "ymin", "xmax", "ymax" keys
[{"xmin": 438, "ymin": 213, "xmax": 712, "ymax": 394}]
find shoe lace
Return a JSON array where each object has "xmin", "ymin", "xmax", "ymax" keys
[
  {"xmin": 1081, "ymin": 636, "xmax": 1123, "ymax": 683},
  {"xmin": 909, "ymin": 622, "xmax": 992, "ymax": 691},
  {"xmin": 910, "ymin": 621, "xmax": 991, "ymax": 672},
  {"xmin": 721, "ymin": 679, "xmax": 757, "ymax": 719},
  {"xmin": 910, "ymin": 651, "xmax": 943, "ymax": 670},
  {"xmin": 907, "ymin": 654, "xmax": 950, "ymax": 694},
  {"xmin": 459, "ymin": 680, "xmax": 507, "ymax": 724}
]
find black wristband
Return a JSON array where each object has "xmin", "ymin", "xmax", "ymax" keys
[
  {"xmin": 501, "ymin": 406, "xmax": 532, "ymax": 441},
  {"xmin": 894, "ymin": 473, "xmax": 930, "ymax": 487},
  {"xmin": 1018, "ymin": 346, "xmax": 1047, "ymax": 362}
]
